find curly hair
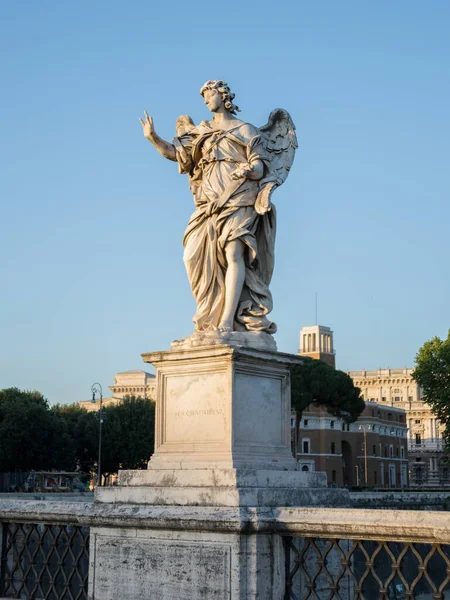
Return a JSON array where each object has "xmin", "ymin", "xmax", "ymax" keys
[{"xmin": 200, "ymin": 80, "xmax": 240, "ymax": 114}]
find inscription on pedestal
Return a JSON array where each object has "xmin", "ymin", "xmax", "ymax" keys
[
  {"xmin": 164, "ymin": 372, "xmax": 228, "ymax": 443},
  {"xmin": 93, "ymin": 536, "xmax": 231, "ymax": 599}
]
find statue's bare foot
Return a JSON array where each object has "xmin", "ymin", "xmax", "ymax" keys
[{"xmin": 217, "ymin": 322, "xmax": 233, "ymax": 333}]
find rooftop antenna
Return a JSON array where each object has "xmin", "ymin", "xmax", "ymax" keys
[{"xmin": 315, "ymin": 292, "xmax": 318, "ymax": 325}]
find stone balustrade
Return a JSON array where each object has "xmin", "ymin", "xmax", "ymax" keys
[{"xmin": 1, "ymin": 500, "xmax": 450, "ymax": 598}]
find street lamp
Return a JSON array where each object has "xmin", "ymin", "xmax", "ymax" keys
[
  {"xmin": 358, "ymin": 424, "xmax": 372, "ymax": 487},
  {"xmin": 91, "ymin": 382, "xmax": 103, "ymax": 487}
]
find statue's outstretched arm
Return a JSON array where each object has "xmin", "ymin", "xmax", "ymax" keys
[{"xmin": 139, "ymin": 111, "xmax": 177, "ymax": 162}]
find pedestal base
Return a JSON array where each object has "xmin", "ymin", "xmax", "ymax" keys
[
  {"xmin": 95, "ymin": 468, "xmax": 349, "ymax": 507},
  {"xmin": 171, "ymin": 330, "xmax": 277, "ymax": 352}
]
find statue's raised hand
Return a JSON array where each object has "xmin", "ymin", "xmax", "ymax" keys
[{"xmin": 139, "ymin": 111, "xmax": 155, "ymax": 141}]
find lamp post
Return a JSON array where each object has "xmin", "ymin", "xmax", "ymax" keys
[
  {"xmin": 358, "ymin": 424, "xmax": 372, "ymax": 487},
  {"xmin": 91, "ymin": 382, "xmax": 103, "ymax": 488}
]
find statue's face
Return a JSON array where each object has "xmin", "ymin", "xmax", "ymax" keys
[{"xmin": 203, "ymin": 88, "xmax": 223, "ymax": 113}]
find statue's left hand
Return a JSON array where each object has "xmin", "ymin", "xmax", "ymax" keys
[{"xmin": 231, "ymin": 163, "xmax": 251, "ymax": 180}]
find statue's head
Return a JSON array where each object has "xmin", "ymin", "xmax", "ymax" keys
[{"xmin": 200, "ymin": 80, "xmax": 240, "ymax": 115}]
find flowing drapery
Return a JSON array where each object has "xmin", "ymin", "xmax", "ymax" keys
[{"xmin": 174, "ymin": 121, "xmax": 277, "ymax": 334}]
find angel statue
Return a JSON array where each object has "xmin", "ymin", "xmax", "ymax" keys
[{"xmin": 140, "ymin": 80, "xmax": 297, "ymax": 348}]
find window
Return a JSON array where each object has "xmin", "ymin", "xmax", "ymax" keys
[
  {"xmin": 382, "ymin": 396, "xmax": 386, "ymax": 402},
  {"xmin": 342, "ymin": 423, "xmax": 345, "ymax": 431},
  {"xmin": 331, "ymin": 442, "xmax": 336, "ymax": 454},
  {"xmin": 303, "ymin": 419, "xmax": 309, "ymax": 427},
  {"xmin": 302, "ymin": 440, "xmax": 310, "ymax": 453},
  {"xmin": 373, "ymin": 445, "xmax": 376, "ymax": 455},
  {"xmin": 415, "ymin": 433, "xmax": 422, "ymax": 445},
  {"xmin": 408, "ymin": 396, "xmax": 413, "ymax": 402},
  {"xmin": 384, "ymin": 446, "xmax": 388, "ymax": 457},
  {"xmin": 443, "ymin": 468, "xmax": 449, "ymax": 480},
  {"xmin": 396, "ymin": 446, "xmax": 399, "ymax": 457},
  {"xmin": 347, "ymin": 424, "xmax": 350, "ymax": 432},
  {"xmin": 401, "ymin": 446, "xmax": 405, "ymax": 458},
  {"xmin": 389, "ymin": 445, "xmax": 394, "ymax": 457},
  {"xmin": 388, "ymin": 413, "xmax": 392, "ymax": 421},
  {"xmin": 394, "ymin": 396, "xmax": 401, "ymax": 402},
  {"xmin": 415, "ymin": 419, "xmax": 421, "ymax": 424},
  {"xmin": 330, "ymin": 420, "xmax": 335, "ymax": 429},
  {"xmin": 301, "ymin": 465, "xmax": 309, "ymax": 472},
  {"xmin": 374, "ymin": 471, "xmax": 377, "ymax": 485}
]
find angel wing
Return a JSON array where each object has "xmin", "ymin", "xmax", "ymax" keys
[{"xmin": 255, "ymin": 109, "xmax": 298, "ymax": 215}]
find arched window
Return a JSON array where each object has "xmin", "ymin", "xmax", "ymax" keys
[{"xmin": 301, "ymin": 465, "xmax": 309, "ymax": 472}]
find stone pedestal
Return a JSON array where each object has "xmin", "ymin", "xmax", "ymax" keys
[
  {"xmin": 145, "ymin": 344, "xmax": 297, "ymax": 471},
  {"xmin": 92, "ymin": 342, "xmax": 349, "ymax": 599},
  {"xmin": 95, "ymin": 344, "xmax": 348, "ymax": 508}
]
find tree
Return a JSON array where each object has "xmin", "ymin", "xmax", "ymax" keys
[
  {"xmin": 0, "ymin": 388, "xmax": 65, "ymax": 471},
  {"xmin": 290, "ymin": 358, "xmax": 365, "ymax": 450},
  {"xmin": 413, "ymin": 331, "xmax": 450, "ymax": 440},
  {"xmin": 0, "ymin": 390, "xmax": 155, "ymax": 479},
  {"xmin": 99, "ymin": 396, "xmax": 155, "ymax": 481},
  {"xmin": 51, "ymin": 403, "xmax": 97, "ymax": 473}
]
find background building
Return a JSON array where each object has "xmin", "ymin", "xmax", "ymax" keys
[
  {"xmin": 348, "ymin": 369, "xmax": 448, "ymax": 487},
  {"xmin": 79, "ymin": 370, "xmax": 156, "ymax": 412},
  {"xmin": 298, "ymin": 324, "xmax": 336, "ymax": 368},
  {"xmin": 295, "ymin": 402, "xmax": 408, "ymax": 488},
  {"xmin": 109, "ymin": 370, "xmax": 156, "ymax": 399}
]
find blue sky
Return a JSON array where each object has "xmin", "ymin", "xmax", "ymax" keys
[{"xmin": 1, "ymin": 1, "xmax": 449, "ymax": 404}]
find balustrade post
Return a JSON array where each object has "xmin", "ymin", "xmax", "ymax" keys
[{"xmin": 0, "ymin": 522, "xmax": 6, "ymax": 598}]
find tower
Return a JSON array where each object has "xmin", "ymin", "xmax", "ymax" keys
[{"xmin": 299, "ymin": 325, "xmax": 336, "ymax": 368}]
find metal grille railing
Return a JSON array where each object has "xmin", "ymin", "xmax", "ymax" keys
[
  {"xmin": 284, "ymin": 536, "xmax": 450, "ymax": 600},
  {"xmin": 0, "ymin": 523, "xmax": 89, "ymax": 599}
]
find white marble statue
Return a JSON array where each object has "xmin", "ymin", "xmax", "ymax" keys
[{"xmin": 140, "ymin": 80, "xmax": 297, "ymax": 338}]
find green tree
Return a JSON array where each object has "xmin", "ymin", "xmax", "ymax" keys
[
  {"xmin": 413, "ymin": 331, "xmax": 450, "ymax": 440},
  {"xmin": 290, "ymin": 358, "xmax": 365, "ymax": 449},
  {"xmin": 99, "ymin": 396, "xmax": 155, "ymax": 481},
  {"xmin": 0, "ymin": 390, "xmax": 155, "ymax": 480},
  {"xmin": 52, "ymin": 396, "xmax": 155, "ymax": 483},
  {"xmin": 114, "ymin": 396, "xmax": 155, "ymax": 469},
  {"xmin": 0, "ymin": 388, "xmax": 63, "ymax": 471},
  {"xmin": 51, "ymin": 403, "xmax": 97, "ymax": 473}
]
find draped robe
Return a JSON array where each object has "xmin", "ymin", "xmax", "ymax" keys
[{"xmin": 174, "ymin": 120, "xmax": 277, "ymax": 334}]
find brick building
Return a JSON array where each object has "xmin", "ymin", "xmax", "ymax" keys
[
  {"xmin": 294, "ymin": 402, "xmax": 409, "ymax": 488},
  {"xmin": 296, "ymin": 324, "xmax": 409, "ymax": 488}
]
